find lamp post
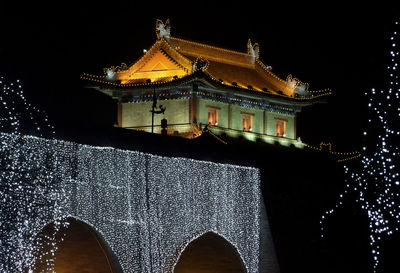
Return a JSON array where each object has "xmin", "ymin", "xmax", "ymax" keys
[{"xmin": 150, "ymin": 88, "xmax": 166, "ymax": 133}]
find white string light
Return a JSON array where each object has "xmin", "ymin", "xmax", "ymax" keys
[
  {"xmin": 1, "ymin": 133, "xmax": 263, "ymax": 273},
  {"xmin": 0, "ymin": 75, "xmax": 265, "ymax": 273},
  {"xmin": 320, "ymin": 19, "xmax": 400, "ymax": 273},
  {"xmin": 0, "ymin": 75, "xmax": 64, "ymax": 272},
  {"xmin": 0, "ymin": 76, "xmax": 55, "ymax": 136}
]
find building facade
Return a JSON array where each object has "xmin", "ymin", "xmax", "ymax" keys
[{"xmin": 82, "ymin": 19, "xmax": 330, "ymax": 148}]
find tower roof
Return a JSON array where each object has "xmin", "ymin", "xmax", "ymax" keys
[{"xmin": 82, "ymin": 19, "xmax": 330, "ymax": 101}]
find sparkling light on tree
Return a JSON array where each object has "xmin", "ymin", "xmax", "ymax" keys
[
  {"xmin": 0, "ymin": 75, "xmax": 66, "ymax": 272},
  {"xmin": 320, "ymin": 19, "xmax": 400, "ymax": 272},
  {"xmin": 0, "ymin": 76, "xmax": 54, "ymax": 136}
]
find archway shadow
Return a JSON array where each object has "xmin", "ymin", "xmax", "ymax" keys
[
  {"xmin": 32, "ymin": 217, "xmax": 123, "ymax": 273},
  {"xmin": 172, "ymin": 231, "xmax": 247, "ymax": 273}
]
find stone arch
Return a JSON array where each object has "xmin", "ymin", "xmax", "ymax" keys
[
  {"xmin": 32, "ymin": 216, "xmax": 123, "ymax": 273},
  {"xmin": 170, "ymin": 231, "xmax": 247, "ymax": 273}
]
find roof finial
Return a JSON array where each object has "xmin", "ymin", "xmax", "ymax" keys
[
  {"xmin": 247, "ymin": 39, "xmax": 260, "ymax": 59},
  {"xmin": 286, "ymin": 75, "xmax": 311, "ymax": 97},
  {"xmin": 192, "ymin": 57, "xmax": 209, "ymax": 72},
  {"xmin": 156, "ymin": 19, "xmax": 171, "ymax": 40}
]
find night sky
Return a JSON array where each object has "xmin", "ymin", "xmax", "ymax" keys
[{"xmin": 1, "ymin": 4, "xmax": 399, "ymax": 272}]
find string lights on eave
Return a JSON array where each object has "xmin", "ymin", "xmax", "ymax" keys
[
  {"xmin": 82, "ymin": 17, "xmax": 331, "ymax": 103},
  {"xmin": 320, "ymin": 19, "xmax": 400, "ymax": 273}
]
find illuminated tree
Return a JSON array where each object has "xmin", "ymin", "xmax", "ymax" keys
[
  {"xmin": 0, "ymin": 75, "xmax": 66, "ymax": 272},
  {"xmin": 321, "ymin": 19, "xmax": 400, "ymax": 272}
]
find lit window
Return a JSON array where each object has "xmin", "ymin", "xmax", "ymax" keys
[
  {"xmin": 242, "ymin": 113, "xmax": 253, "ymax": 132},
  {"xmin": 276, "ymin": 119, "xmax": 287, "ymax": 137},
  {"xmin": 208, "ymin": 107, "xmax": 219, "ymax": 126}
]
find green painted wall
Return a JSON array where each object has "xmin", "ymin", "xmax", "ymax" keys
[
  {"xmin": 122, "ymin": 99, "xmax": 190, "ymax": 129},
  {"xmin": 120, "ymin": 96, "xmax": 297, "ymax": 140},
  {"xmin": 230, "ymin": 105, "xmax": 264, "ymax": 133},
  {"xmin": 196, "ymin": 99, "xmax": 296, "ymax": 139}
]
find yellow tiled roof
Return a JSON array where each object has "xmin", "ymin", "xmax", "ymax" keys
[
  {"xmin": 168, "ymin": 37, "xmax": 292, "ymax": 95},
  {"xmin": 82, "ymin": 35, "xmax": 331, "ymax": 100},
  {"xmin": 169, "ymin": 37, "xmax": 255, "ymax": 68}
]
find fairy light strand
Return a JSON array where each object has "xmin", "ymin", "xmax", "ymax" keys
[
  {"xmin": 0, "ymin": 75, "xmax": 64, "ymax": 273},
  {"xmin": 320, "ymin": 19, "xmax": 400, "ymax": 273},
  {"xmin": 1, "ymin": 132, "xmax": 265, "ymax": 273},
  {"xmin": 0, "ymin": 75, "xmax": 269, "ymax": 273}
]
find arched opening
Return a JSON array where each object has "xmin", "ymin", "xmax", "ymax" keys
[
  {"xmin": 174, "ymin": 232, "xmax": 247, "ymax": 273},
  {"xmin": 33, "ymin": 217, "xmax": 122, "ymax": 273}
]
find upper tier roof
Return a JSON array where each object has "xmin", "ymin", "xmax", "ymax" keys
[
  {"xmin": 82, "ymin": 19, "xmax": 330, "ymax": 101},
  {"xmin": 169, "ymin": 37, "xmax": 256, "ymax": 68},
  {"xmin": 168, "ymin": 37, "xmax": 294, "ymax": 95}
]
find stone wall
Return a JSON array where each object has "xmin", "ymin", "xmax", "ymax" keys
[{"xmin": 0, "ymin": 133, "xmax": 279, "ymax": 273}]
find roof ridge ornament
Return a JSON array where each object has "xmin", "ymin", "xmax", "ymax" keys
[
  {"xmin": 156, "ymin": 19, "xmax": 171, "ymax": 40},
  {"xmin": 192, "ymin": 57, "xmax": 209, "ymax": 72},
  {"xmin": 247, "ymin": 39, "xmax": 260, "ymax": 59},
  {"xmin": 103, "ymin": 63, "xmax": 128, "ymax": 81},
  {"xmin": 286, "ymin": 75, "xmax": 311, "ymax": 97}
]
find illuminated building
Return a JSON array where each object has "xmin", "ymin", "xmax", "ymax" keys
[{"xmin": 82, "ymin": 19, "xmax": 330, "ymax": 147}]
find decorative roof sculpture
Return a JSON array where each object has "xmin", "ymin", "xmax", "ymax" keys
[
  {"xmin": 247, "ymin": 39, "xmax": 260, "ymax": 59},
  {"xmin": 156, "ymin": 19, "xmax": 171, "ymax": 40}
]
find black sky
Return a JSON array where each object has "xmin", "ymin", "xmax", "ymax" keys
[
  {"xmin": 1, "ymin": 5, "xmax": 400, "ymax": 273},
  {"xmin": 0, "ymin": 4, "xmax": 398, "ymax": 150}
]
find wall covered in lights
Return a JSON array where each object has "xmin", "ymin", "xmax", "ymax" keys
[{"xmin": 0, "ymin": 132, "xmax": 278, "ymax": 273}]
